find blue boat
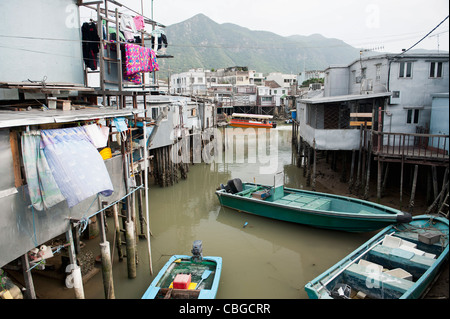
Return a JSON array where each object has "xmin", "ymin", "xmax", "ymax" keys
[
  {"xmin": 305, "ymin": 215, "xmax": 449, "ymax": 299},
  {"xmin": 142, "ymin": 241, "xmax": 222, "ymax": 299},
  {"xmin": 216, "ymin": 175, "xmax": 412, "ymax": 232}
]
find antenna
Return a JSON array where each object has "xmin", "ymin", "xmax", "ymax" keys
[{"xmin": 428, "ymin": 30, "xmax": 449, "ymax": 53}]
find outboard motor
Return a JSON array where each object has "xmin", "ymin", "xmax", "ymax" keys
[
  {"xmin": 226, "ymin": 178, "xmax": 243, "ymax": 194},
  {"xmin": 191, "ymin": 240, "xmax": 203, "ymax": 262},
  {"xmin": 397, "ymin": 212, "xmax": 412, "ymax": 224}
]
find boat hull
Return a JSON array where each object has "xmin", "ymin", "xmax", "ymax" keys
[
  {"xmin": 216, "ymin": 183, "xmax": 410, "ymax": 232},
  {"xmin": 141, "ymin": 255, "xmax": 222, "ymax": 299},
  {"xmin": 304, "ymin": 215, "xmax": 449, "ymax": 299},
  {"xmin": 228, "ymin": 120, "xmax": 273, "ymax": 129}
]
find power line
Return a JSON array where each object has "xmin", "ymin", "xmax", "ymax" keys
[{"xmin": 397, "ymin": 15, "xmax": 449, "ymax": 56}]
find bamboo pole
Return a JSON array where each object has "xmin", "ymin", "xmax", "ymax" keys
[{"xmin": 144, "ymin": 121, "xmax": 153, "ymax": 275}]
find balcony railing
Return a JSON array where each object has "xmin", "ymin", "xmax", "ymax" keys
[{"xmin": 372, "ymin": 131, "xmax": 449, "ymax": 161}]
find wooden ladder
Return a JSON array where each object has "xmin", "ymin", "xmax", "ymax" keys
[{"xmin": 438, "ymin": 192, "xmax": 449, "ymax": 219}]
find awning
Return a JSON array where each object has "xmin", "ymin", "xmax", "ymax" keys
[
  {"xmin": 299, "ymin": 92, "xmax": 392, "ymax": 104},
  {"xmin": 0, "ymin": 107, "xmax": 139, "ymax": 129}
]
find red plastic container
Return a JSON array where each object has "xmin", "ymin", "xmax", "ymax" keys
[{"xmin": 173, "ymin": 274, "xmax": 191, "ymax": 289}]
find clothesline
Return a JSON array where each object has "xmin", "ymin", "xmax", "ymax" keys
[{"xmin": 68, "ymin": 184, "xmax": 144, "ymax": 230}]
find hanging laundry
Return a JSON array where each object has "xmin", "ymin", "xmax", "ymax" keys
[
  {"xmin": 150, "ymin": 28, "xmax": 168, "ymax": 53},
  {"xmin": 81, "ymin": 22, "xmax": 100, "ymax": 70},
  {"xmin": 133, "ymin": 15, "xmax": 145, "ymax": 31},
  {"xmin": 21, "ymin": 131, "xmax": 66, "ymax": 211},
  {"xmin": 120, "ymin": 13, "xmax": 137, "ymax": 34},
  {"xmin": 41, "ymin": 127, "xmax": 114, "ymax": 208},
  {"xmin": 83, "ymin": 124, "xmax": 109, "ymax": 149},
  {"xmin": 122, "ymin": 43, "xmax": 158, "ymax": 75}
]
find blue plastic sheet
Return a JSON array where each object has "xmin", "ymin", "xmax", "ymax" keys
[{"xmin": 40, "ymin": 126, "xmax": 114, "ymax": 207}]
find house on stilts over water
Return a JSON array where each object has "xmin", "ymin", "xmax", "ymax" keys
[
  {"xmin": 0, "ymin": 0, "xmax": 215, "ymax": 299},
  {"xmin": 292, "ymin": 52, "xmax": 449, "ymax": 214}
]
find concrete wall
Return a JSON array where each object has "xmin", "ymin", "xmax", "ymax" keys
[{"xmin": 0, "ymin": 0, "xmax": 84, "ymax": 99}]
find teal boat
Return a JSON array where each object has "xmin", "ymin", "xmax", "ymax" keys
[
  {"xmin": 215, "ymin": 176, "xmax": 411, "ymax": 232},
  {"xmin": 305, "ymin": 214, "xmax": 449, "ymax": 299},
  {"xmin": 141, "ymin": 241, "xmax": 222, "ymax": 299}
]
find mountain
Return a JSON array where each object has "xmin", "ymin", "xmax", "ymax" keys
[{"xmin": 158, "ymin": 14, "xmax": 363, "ymax": 77}]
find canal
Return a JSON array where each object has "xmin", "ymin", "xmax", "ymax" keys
[{"xmin": 74, "ymin": 125, "xmax": 374, "ymax": 299}]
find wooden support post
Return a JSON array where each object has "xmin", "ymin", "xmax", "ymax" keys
[
  {"xmin": 99, "ymin": 201, "xmax": 115, "ymax": 299},
  {"xmin": 400, "ymin": 157, "xmax": 404, "ymax": 209},
  {"xmin": 136, "ymin": 173, "xmax": 145, "ymax": 237},
  {"xmin": 409, "ymin": 165, "xmax": 419, "ymax": 213},
  {"xmin": 306, "ymin": 145, "xmax": 311, "ymax": 187},
  {"xmin": 112, "ymin": 204, "xmax": 124, "ymax": 261},
  {"xmin": 356, "ymin": 125, "xmax": 363, "ymax": 193},
  {"xmin": 125, "ymin": 220, "xmax": 137, "ymax": 279},
  {"xmin": 349, "ymin": 149, "xmax": 356, "ymax": 193},
  {"xmin": 377, "ymin": 157, "xmax": 382, "ymax": 202},
  {"xmin": 431, "ymin": 166, "xmax": 439, "ymax": 200},
  {"xmin": 312, "ymin": 140, "xmax": 316, "ymax": 191},
  {"xmin": 340, "ymin": 151, "xmax": 347, "ymax": 183},
  {"xmin": 381, "ymin": 162, "xmax": 390, "ymax": 197},
  {"xmin": 65, "ymin": 228, "xmax": 85, "ymax": 299},
  {"xmin": 363, "ymin": 138, "xmax": 372, "ymax": 200},
  {"xmin": 21, "ymin": 253, "xmax": 36, "ymax": 299}
]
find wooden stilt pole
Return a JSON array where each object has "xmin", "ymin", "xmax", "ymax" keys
[
  {"xmin": 99, "ymin": 201, "xmax": 115, "ymax": 299},
  {"xmin": 377, "ymin": 158, "xmax": 382, "ymax": 202},
  {"xmin": 306, "ymin": 145, "xmax": 311, "ymax": 187},
  {"xmin": 432, "ymin": 166, "xmax": 439, "ymax": 200},
  {"xmin": 400, "ymin": 157, "xmax": 404, "ymax": 209},
  {"xmin": 409, "ymin": 165, "xmax": 419, "ymax": 213},
  {"xmin": 349, "ymin": 149, "xmax": 356, "ymax": 193},
  {"xmin": 312, "ymin": 139, "xmax": 316, "ymax": 191},
  {"xmin": 381, "ymin": 162, "xmax": 390, "ymax": 197},
  {"xmin": 356, "ymin": 125, "xmax": 363, "ymax": 194},
  {"xmin": 363, "ymin": 136, "xmax": 372, "ymax": 200},
  {"xmin": 21, "ymin": 253, "xmax": 36, "ymax": 299},
  {"xmin": 112, "ymin": 204, "xmax": 123, "ymax": 261},
  {"xmin": 125, "ymin": 220, "xmax": 136, "ymax": 279},
  {"xmin": 65, "ymin": 228, "xmax": 85, "ymax": 299}
]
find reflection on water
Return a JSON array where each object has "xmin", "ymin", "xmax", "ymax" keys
[{"xmin": 86, "ymin": 125, "xmax": 372, "ymax": 299}]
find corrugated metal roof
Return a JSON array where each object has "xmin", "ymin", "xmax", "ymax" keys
[
  {"xmin": 299, "ymin": 92, "xmax": 392, "ymax": 104},
  {"xmin": 0, "ymin": 107, "xmax": 139, "ymax": 128}
]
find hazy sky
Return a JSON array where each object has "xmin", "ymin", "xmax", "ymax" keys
[{"xmin": 84, "ymin": 0, "xmax": 449, "ymax": 53}]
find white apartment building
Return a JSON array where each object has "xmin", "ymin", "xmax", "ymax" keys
[{"xmin": 170, "ymin": 69, "xmax": 207, "ymax": 95}]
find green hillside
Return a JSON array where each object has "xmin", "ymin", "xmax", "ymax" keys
[{"xmin": 157, "ymin": 14, "xmax": 363, "ymax": 77}]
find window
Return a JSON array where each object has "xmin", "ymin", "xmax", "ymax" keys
[
  {"xmin": 407, "ymin": 109, "xmax": 419, "ymax": 124},
  {"xmin": 430, "ymin": 62, "xmax": 443, "ymax": 78},
  {"xmin": 375, "ymin": 64, "xmax": 381, "ymax": 82},
  {"xmin": 399, "ymin": 62, "xmax": 412, "ymax": 78}
]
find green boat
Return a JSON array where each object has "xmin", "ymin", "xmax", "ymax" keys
[
  {"xmin": 141, "ymin": 241, "xmax": 222, "ymax": 299},
  {"xmin": 215, "ymin": 174, "xmax": 411, "ymax": 232},
  {"xmin": 305, "ymin": 214, "xmax": 449, "ymax": 299}
]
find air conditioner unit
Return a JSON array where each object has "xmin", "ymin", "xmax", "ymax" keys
[{"xmin": 390, "ymin": 91, "xmax": 401, "ymax": 104}]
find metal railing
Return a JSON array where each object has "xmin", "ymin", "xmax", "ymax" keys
[{"xmin": 372, "ymin": 131, "xmax": 449, "ymax": 160}]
